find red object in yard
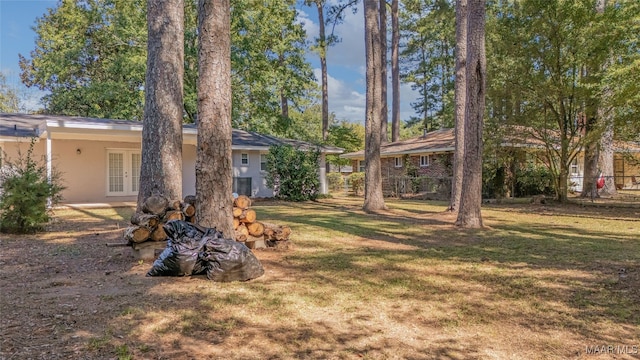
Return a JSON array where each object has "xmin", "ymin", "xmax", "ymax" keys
[{"xmin": 596, "ymin": 174, "xmax": 605, "ymax": 189}]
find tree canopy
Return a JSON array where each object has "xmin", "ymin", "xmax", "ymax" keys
[{"xmin": 19, "ymin": 0, "xmax": 316, "ymax": 133}]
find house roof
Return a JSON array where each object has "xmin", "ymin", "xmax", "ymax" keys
[
  {"xmin": 340, "ymin": 128, "xmax": 456, "ymax": 160},
  {"xmin": 0, "ymin": 113, "xmax": 343, "ymax": 154},
  {"xmin": 340, "ymin": 125, "xmax": 640, "ymax": 161}
]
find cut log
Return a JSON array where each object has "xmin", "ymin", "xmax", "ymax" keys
[
  {"xmin": 235, "ymin": 224, "xmax": 249, "ymax": 242},
  {"xmin": 142, "ymin": 195, "xmax": 169, "ymax": 216},
  {"xmin": 233, "ymin": 217, "xmax": 240, "ymax": 230},
  {"xmin": 182, "ymin": 203, "xmax": 196, "ymax": 218},
  {"xmin": 234, "ymin": 195, "xmax": 251, "ymax": 209},
  {"xmin": 232, "ymin": 207, "xmax": 243, "ymax": 218},
  {"xmin": 183, "ymin": 195, "xmax": 196, "ymax": 206},
  {"xmin": 263, "ymin": 223, "xmax": 291, "ymax": 241},
  {"xmin": 238, "ymin": 209, "xmax": 257, "ymax": 223},
  {"xmin": 168, "ymin": 199, "xmax": 183, "ymax": 211},
  {"xmin": 163, "ymin": 210, "xmax": 185, "ymax": 222},
  {"xmin": 236, "ymin": 224, "xmax": 249, "ymax": 237},
  {"xmin": 150, "ymin": 225, "xmax": 167, "ymax": 242},
  {"xmin": 124, "ymin": 225, "xmax": 151, "ymax": 243},
  {"xmin": 247, "ymin": 222, "xmax": 264, "ymax": 237},
  {"xmin": 130, "ymin": 212, "xmax": 159, "ymax": 228}
]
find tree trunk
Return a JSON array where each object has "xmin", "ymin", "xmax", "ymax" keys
[
  {"xmin": 317, "ymin": 1, "xmax": 329, "ymax": 143},
  {"xmin": 379, "ymin": 0, "xmax": 388, "ymax": 144},
  {"xmin": 456, "ymin": 0, "xmax": 485, "ymax": 228},
  {"xmin": 598, "ymin": 117, "xmax": 617, "ymax": 196},
  {"xmin": 449, "ymin": 0, "xmax": 467, "ymax": 213},
  {"xmin": 581, "ymin": 113, "xmax": 599, "ymax": 199},
  {"xmin": 196, "ymin": 0, "xmax": 235, "ymax": 238},
  {"xmin": 391, "ymin": 0, "xmax": 400, "ymax": 142},
  {"xmin": 137, "ymin": 0, "xmax": 184, "ymax": 211},
  {"xmin": 363, "ymin": 0, "xmax": 387, "ymax": 212}
]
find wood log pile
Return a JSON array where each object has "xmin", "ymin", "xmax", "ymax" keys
[
  {"xmin": 123, "ymin": 194, "xmax": 291, "ymax": 249},
  {"xmin": 232, "ymin": 195, "xmax": 291, "ymax": 249}
]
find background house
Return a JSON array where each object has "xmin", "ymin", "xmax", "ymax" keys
[
  {"xmin": 0, "ymin": 113, "xmax": 342, "ymax": 204},
  {"xmin": 340, "ymin": 128, "xmax": 640, "ymax": 198}
]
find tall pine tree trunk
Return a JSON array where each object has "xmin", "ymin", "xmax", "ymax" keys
[
  {"xmin": 456, "ymin": 0, "xmax": 484, "ymax": 228},
  {"xmin": 195, "ymin": 0, "xmax": 234, "ymax": 238},
  {"xmin": 449, "ymin": 0, "xmax": 467, "ymax": 212},
  {"xmin": 391, "ymin": 0, "xmax": 400, "ymax": 143},
  {"xmin": 137, "ymin": 0, "xmax": 184, "ymax": 210},
  {"xmin": 380, "ymin": 0, "xmax": 388, "ymax": 143},
  {"xmin": 595, "ymin": 0, "xmax": 617, "ymax": 197},
  {"xmin": 317, "ymin": 1, "xmax": 329, "ymax": 143},
  {"xmin": 363, "ymin": 0, "xmax": 386, "ymax": 212}
]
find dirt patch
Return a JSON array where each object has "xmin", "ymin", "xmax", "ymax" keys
[{"xmin": 1, "ymin": 202, "xmax": 638, "ymax": 359}]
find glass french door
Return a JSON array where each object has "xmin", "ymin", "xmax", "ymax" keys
[{"xmin": 107, "ymin": 150, "xmax": 141, "ymax": 196}]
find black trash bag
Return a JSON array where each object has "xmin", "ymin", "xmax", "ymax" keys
[
  {"xmin": 200, "ymin": 235, "xmax": 265, "ymax": 282},
  {"xmin": 146, "ymin": 220, "xmax": 222, "ymax": 277}
]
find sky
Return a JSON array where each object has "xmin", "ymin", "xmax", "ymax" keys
[{"xmin": 0, "ymin": 0, "xmax": 419, "ymax": 123}]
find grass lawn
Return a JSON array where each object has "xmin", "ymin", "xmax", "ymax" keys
[{"xmin": 1, "ymin": 196, "xmax": 638, "ymax": 359}]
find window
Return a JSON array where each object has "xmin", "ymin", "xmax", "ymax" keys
[
  {"xmin": 570, "ymin": 158, "xmax": 579, "ymax": 175},
  {"xmin": 233, "ymin": 177, "xmax": 252, "ymax": 196},
  {"xmin": 241, "ymin": 153, "xmax": 249, "ymax": 165},
  {"xmin": 260, "ymin": 153, "xmax": 267, "ymax": 171},
  {"xmin": 420, "ymin": 155, "xmax": 430, "ymax": 167},
  {"xmin": 394, "ymin": 157, "xmax": 402, "ymax": 168},
  {"xmin": 358, "ymin": 160, "xmax": 366, "ymax": 172},
  {"xmin": 106, "ymin": 149, "xmax": 141, "ymax": 196}
]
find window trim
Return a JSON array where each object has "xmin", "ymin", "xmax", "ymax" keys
[
  {"xmin": 241, "ymin": 153, "xmax": 249, "ymax": 166},
  {"xmin": 260, "ymin": 153, "xmax": 267, "ymax": 172},
  {"xmin": 358, "ymin": 160, "xmax": 366, "ymax": 172},
  {"xmin": 420, "ymin": 155, "xmax": 430, "ymax": 167},
  {"xmin": 394, "ymin": 157, "xmax": 402, "ymax": 168}
]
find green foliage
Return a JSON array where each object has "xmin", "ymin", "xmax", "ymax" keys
[
  {"xmin": 326, "ymin": 120, "xmax": 365, "ymax": 168},
  {"xmin": 326, "ymin": 172, "xmax": 344, "ymax": 192},
  {"xmin": 20, "ymin": 0, "xmax": 316, "ymax": 127},
  {"xmin": 514, "ymin": 164, "xmax": 554, "ymax": 197},
  {"xmin": 0, "ymin": 72, "xmax": 21, "ymax": 112},
  {"xmin": 265, "ymin": 144, "xmax": 320, "ymax": 201},
  {"xmin": 347, "ymin": 172, "xmax": 365, "ymax": 196},
  {"xmin": 0, "ymin": 139, "xmax": 65, "ymax": 234},
  {"xmin": 400, "ymin": 0, "xmax": 455, "ymax": 131}
]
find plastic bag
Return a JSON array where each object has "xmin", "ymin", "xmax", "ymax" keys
[
  {"xmin": 146, "ymin": 220, "xmax": 264, "ymax": 281},
  {"xmin": 200, "ymin": 236, "xmax": 265, "ymax": 282}
]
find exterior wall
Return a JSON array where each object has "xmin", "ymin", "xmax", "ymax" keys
[
  {"xmin": 615, "ymin": 153, "xmax": 640, "ymax": 189},
  {"xmin": 231, "ymin": 150, "xmax": 273, "ymax": 197},
  {"xmin": 1, "ymin": 138, "xmax": 140, "ymax": 203}
]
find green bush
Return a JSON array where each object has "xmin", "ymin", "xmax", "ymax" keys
[
  {"xmin": 0, "ymin": 139, "xmax": 65, "ymax": 234},
  {"xmin": 347, "ymin": 172, "xmax": 365, "ymax": 195},
  {"xmin": 326, "ymin": 172, "xmax": 344, "ymax": 192},
  {"xmin": 515, "ymin": 164, "xmax": 554, "ymax": 197},
  {"xmin": 265, "ymin": 144, "xmax": 320, "ymax": 201}
]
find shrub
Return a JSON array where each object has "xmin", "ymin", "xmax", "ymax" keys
[
  {"xmin": 326, "ymin": 172, "xmax": 344, "ymax": 192},
  {"xmin": 515, "ymin": 164, "xmax": 554, "ymax": 197},
  {"xmin": 347, "ymin": 172, "xmax": 365, "ymax": 195},
  {"xmin": 0, "ymin": 139, "xmax": 65, "ymax": 233},
  {"xmin": 265, "ymin": 144, "xmax": 320, "ymax": 201}
]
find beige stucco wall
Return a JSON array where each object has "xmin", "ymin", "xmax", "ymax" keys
[{"xmin": 2, "ymin": 138, "xmax": 141, "ymax": 203}]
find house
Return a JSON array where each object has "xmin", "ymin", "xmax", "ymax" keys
[
  {"xmin": 340, "ymin": 128, "xmax": 640, "ymax": 196},
  {"xmin": 0, "ymin": 113, "xmax": 342, "ymax": 203},
  {"xmin": 340, "ymin": 129, "xmax": 455, "ymax": 197}
]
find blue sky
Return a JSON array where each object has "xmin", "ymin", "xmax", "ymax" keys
[{"xmin": 1, "ymin": 0, "xmax": 418, "ymax": 123}]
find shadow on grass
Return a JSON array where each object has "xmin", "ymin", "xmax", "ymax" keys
[{"xmin": 2, "ymin": 199, "xmax": 638, "ymax": 359}]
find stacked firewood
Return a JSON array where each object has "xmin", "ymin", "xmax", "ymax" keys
[
  {"xmin": 124, "ymin": 195, "xmax": 196, "ymax": 244},
  {"xmin": 124, "ymin": 194, "xmax": 291, "ymax": 249},
  {"xmin": 232, "ymin": 195, "xmax": 291, "ymax": 249}
]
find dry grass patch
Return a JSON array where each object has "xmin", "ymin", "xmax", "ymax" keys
[{"xmin": 0, "ymin": 197, "xmax": 638, "ymax": 359}]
